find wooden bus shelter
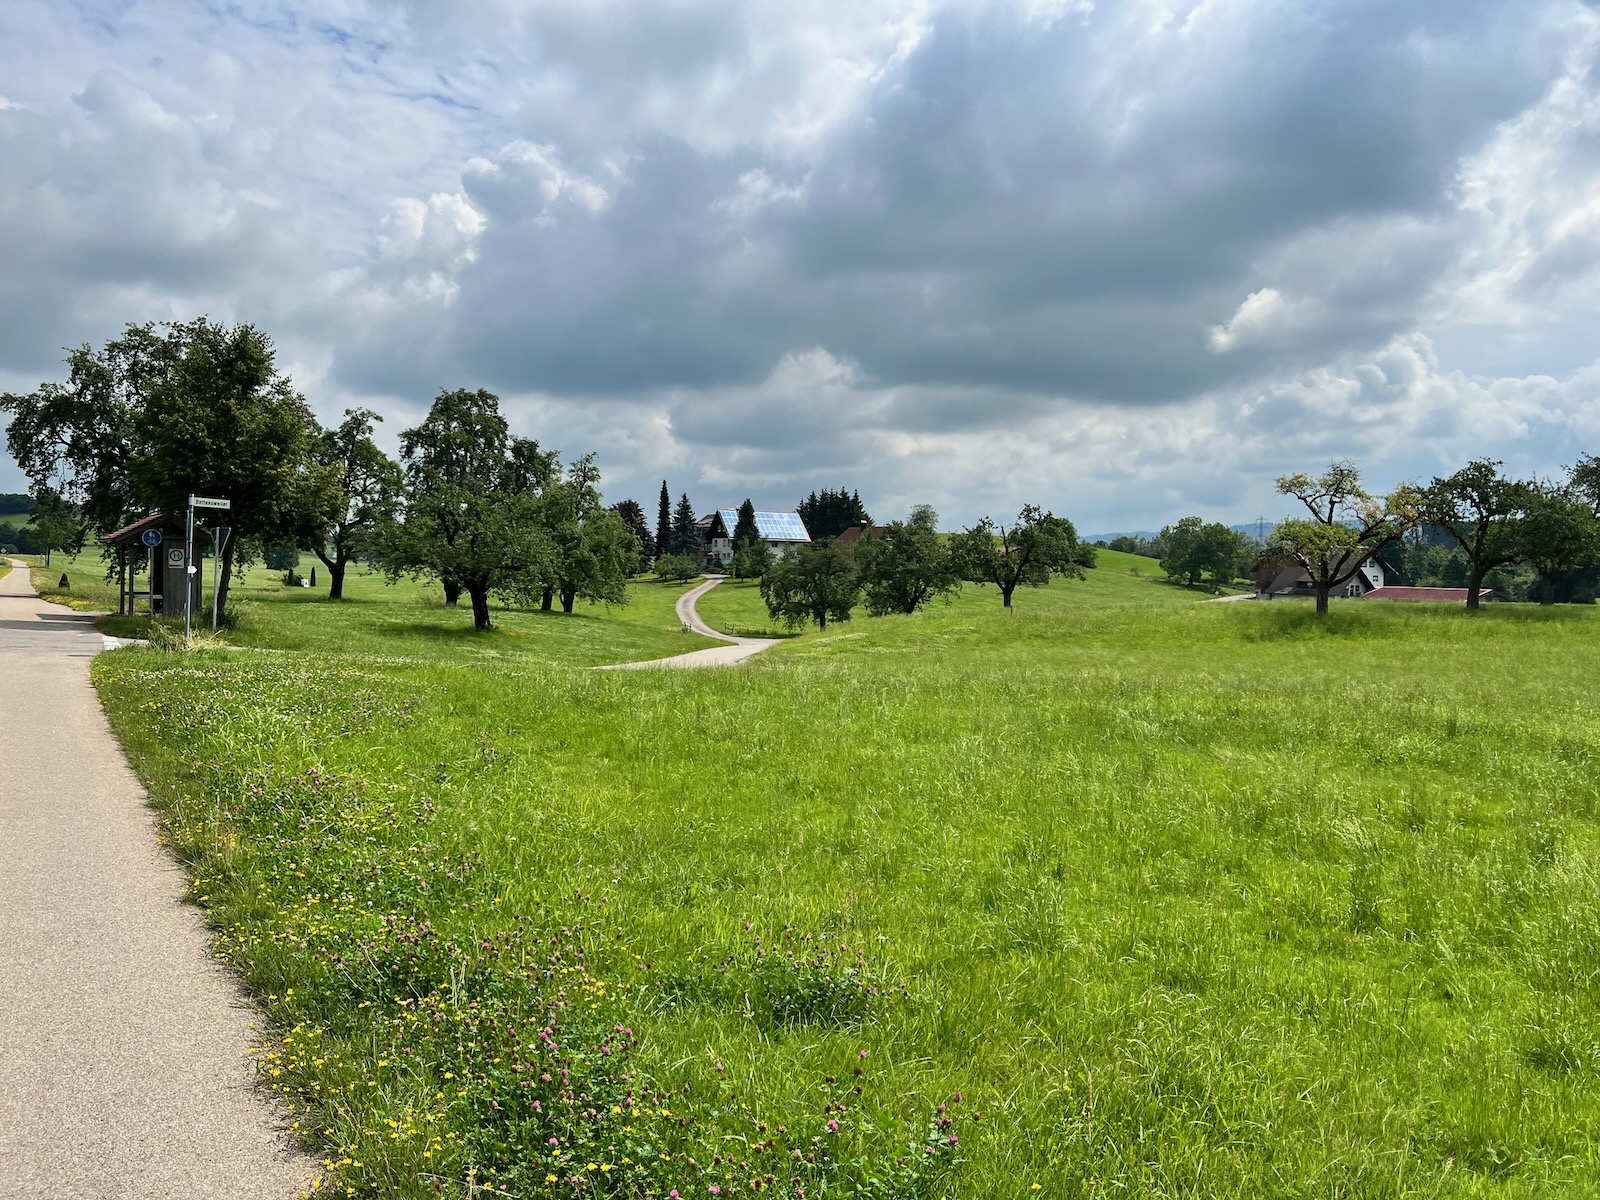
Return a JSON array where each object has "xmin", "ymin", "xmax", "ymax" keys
[{"xmin": 101, "ymin": 512, "xmax": 200, "ymax": 617}]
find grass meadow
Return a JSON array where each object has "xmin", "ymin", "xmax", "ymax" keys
[{"xmin": 71, "ymin": 553, "xmax": 1600, "ymax": 1197}]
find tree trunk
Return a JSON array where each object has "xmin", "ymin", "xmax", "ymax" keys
[
  {"xmin": 1465, "ymin": 565, "xmax": 1486, "ymax": 611},
  {"xmin": 44, "ymin": 547, "xmax": 51, "ymax": 566},
  {"xmin": 217, "ymin": 538, "xmax": 237, "ymax": 616},
  {"xmin": 560, "ymin": 586, "xmax": 576, "ymax": 613},
  {"xmin": 1539, "ymin": 577, "xmax": 1556, "ymax": 605},
  {"xmin": 541, "ymin": 586, "xmax": 554, "ymax": 612},
  {"xmin": 1315, "ymin": 584, "xmax": 1330, "ymax": 615},
  {"xmin": 316, "ymin": 546, "xmax": 346, "ymax": 600},
  {"xmin": 443, "ymin": 578, "xmax": 461, "ymax": 606},
  {"xmin": 468, "ymin": 584, "xmax": 492, "ymax": 629},
  {"xmin": 1001, "ymin": 583, "xmax": 1015, "ymax": 609}
]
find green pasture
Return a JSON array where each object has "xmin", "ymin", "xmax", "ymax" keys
[{"xmin": 72, "ymin": 557, "xmax": 1600, "ymax": 1198}]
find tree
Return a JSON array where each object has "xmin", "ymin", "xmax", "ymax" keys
[
  {"xmin": 538, "ymin": 455, "xmax": 637, "ymax": 613},
  {"xmin": 1270, "ymin": 461, "xmax": 1415, "ymax": 615},
  {"xmin": 1159, "ymin": 517, "xmax": 1243, "ymax": 587},
  {"xmin": 670, "ymin": 493, "xmax": 700, "ymax": 558},
  {"xmin": 381, "ymin": 388, "xmax": 556, "ymax": 630},
  {"xmin": 797, "ymin": 488, "xmax": 870, "ymax": 540},
  {"xmin": 948, "ymin": 505, "xmax": 1084, "ymax": 608},
  {"xmin": 656, "ymin": 481, "xmax": 672, "ymax": 562},
  {"xmin": 2, "ymin": 319, "xmax": 336, "ymax": 612},
  {"xmin": 1519, "ymin": 483, "xmax": 1598, "ymax": 605},
  {"xmin": 760, "ymin": 540, "xmax": 861, "ymax": 630},
  {"xmin": 611, "ymin": 498, "xmax": 656, "ymax": 572},
  {"xmin": 731, "ymin": 537, "xmax": 775, "ymax": 580},
  {"xmin": 28, "ymin": 489, "xmax": 86, "ymax": 566},
  {"xmin": 730, "ymin": 498, "xmax": 770, "ymax": 579},
  {"xmin": 1417, "ymin": 460, "xmax": 1528, "ymax": 610},
  {"xmin": 854, "ymin": 513, "xmax": 959, "ymax": 616},
  {"xmin": 653, "ymin": 553, "xmax": 700, "ymax": 582},
  {"xmin": 312, "ymin": 408, "xmax": 402, "ymax": 600}
]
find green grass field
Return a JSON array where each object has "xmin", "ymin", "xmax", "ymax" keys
[{"xmin": 75, "ymin": 556, "xmax": 1600, "ymax": 1198}]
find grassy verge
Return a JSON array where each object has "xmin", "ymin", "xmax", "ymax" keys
[{"xmin": 90, "ymin": 580, "xmax": 1600, "ymax": 1198}]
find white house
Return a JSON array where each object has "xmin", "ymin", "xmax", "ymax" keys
[
  {"xmin": 1254, "ymin": 553, "xmax": 1387, "ymax": 598},
  {"xmin": 699, "ymin": 509, "xmax": 811, "ymax": 566}
]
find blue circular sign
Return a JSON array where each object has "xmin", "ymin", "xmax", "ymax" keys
[{"xmin": 141, "ymin": 528, "xmax": 162, "ymax": 548}]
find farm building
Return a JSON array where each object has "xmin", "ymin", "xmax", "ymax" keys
[
  {"xmin": 699, "ymin": 509, "xmax": 811, "ymax": 567},
  {"xmin": 1254, "ymin": 554, "xmax": 1387, "ymax": 599},
  {"xmin": 1361, "ymin": 586, "xmax": 1505, "ymax": 603}
]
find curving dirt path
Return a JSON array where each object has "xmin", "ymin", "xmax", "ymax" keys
[
  {"xmin": 0, "ymin": 561, "xmax": 310, "ymax": 1199},
  {"xmin": 599, "ymin": 574, "xmax": 780, "ymax": 670}
]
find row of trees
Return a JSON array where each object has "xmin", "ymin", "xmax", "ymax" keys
[
  {"xmin": 1262, "ymin": 457, "xmax": 1600, "ymax": 614},
  {"xmin": 0, "ymin": 320, "xmax": 643, "ymax": 629},
  {"xmin": 758, "ymin": 504, "xmax": 1087, "ymax": 630}
]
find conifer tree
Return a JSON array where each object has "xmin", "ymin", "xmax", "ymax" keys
[
  {"xmin": 656, "ymin": 480, "xmax": 671, "ymax": 561},
  {"xmin": 671, "ymin": 493, "xmax": 699, "ymax": 558}
]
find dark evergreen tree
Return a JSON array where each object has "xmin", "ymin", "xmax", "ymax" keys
[
  {"xmin": 670, "ymin": 493, "xmax": 699, "ymax": 558},
  {"xmin": 656, "ymin": 480, "xmax": 672, "ymax": 561},
  {"xmin": 732, "ymin": 499, "xmax": 760, "ymax": 546},
  {"xmin": 797, "ymin": 487, "xmax": 871, "ymax": 540},
  {"xmin": 612, "ymin": 498, "xmax": 656, "ymax": 571}
]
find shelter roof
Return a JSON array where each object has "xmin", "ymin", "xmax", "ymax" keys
[{"xmin": 100, "ymin": 512, "xmax": 172, "ymax": 545}]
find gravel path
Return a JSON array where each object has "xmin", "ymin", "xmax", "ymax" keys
[
  {"xmin": 0, "ymin": 561, "xmax": 310, "ymax": 1199},
  {"xmin": 599, "ymin": 575, "xmax": 780, "ymax": 670}
]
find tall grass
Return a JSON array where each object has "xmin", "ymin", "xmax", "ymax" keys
[{"xmin": 90, "ymin": 576, "xmax": 1600, "ymax": 1197}]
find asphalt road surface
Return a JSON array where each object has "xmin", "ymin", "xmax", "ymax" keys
[{"xmin": 0, "ymin": 561, "xmax": 309, "ymax": 1199}]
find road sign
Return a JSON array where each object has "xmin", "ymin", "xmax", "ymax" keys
[
  {"xmin": 190, "ymin": 495, "xmax": 230, "ymax": 510},
  {"xmin": 167, "ymin": 547, "xmax": 185, "ymax": 566},
  {"xmin": 140, "ymin": 528, "xmax": 162, "ymax": 548}
]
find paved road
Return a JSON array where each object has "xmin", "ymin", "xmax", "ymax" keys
[
  {"xmin": 600, "ymin": 575, "xmax": 780, "ymax": 670},
  {"xmin": 0, "ymin": 561, "xmax": 310, "ymax": 1199}
]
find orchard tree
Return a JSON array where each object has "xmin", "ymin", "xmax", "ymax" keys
[
  {"xmin": 382, "ymin": 388, "xmax": 555, "ymax": 630},
  {"xmin": 611, "ymin": 498, "xmax": 656, "ymax": 572},
  {"xmin": 1519, "ymin": 482, "xmax": 1597, "ymax": 605},
  {"xmin": 29, "ymin": 490, "xmax": 86, "ymax": 566},
  {"xmin": 1418, "ymin": 459, "xmax": 1528, "ymax": 610},
  {"xmin": 312, "ymin": 408, "xmax": 402, "ymax": 599},
  {"xmin": 538, "ymin": 454, "xmax": 637, "ymax": 612},
  {"xmin": 1159, "ymin": 517, "xmax": 1243, "ymax": 587},
  {"xmin": 1270, "ymin": 461, "xmax": 1415, "ymax": 615},
  {"xmin": 854, "ymin": 506, "xmax": 959, "ymax": 615},
  {"xmin": 948, "ymin": 505, "xmax": 1083, "ymax": 608},
  {"xmin": 2, "ymin": 319, "xmax": 336, "ymax": 611},
  {"xmin": 760, "ymin": 539, "xmax": 861, "ymax": 630}
]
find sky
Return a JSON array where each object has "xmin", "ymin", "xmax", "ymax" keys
[{"xmin": 2, "ymin": 0, "xmax": 1599, "ymax": 532}]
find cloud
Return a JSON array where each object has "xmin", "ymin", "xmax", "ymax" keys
[{"xmin": 2, "ymin": 0, "xmax": 1600, "ymax": 533}]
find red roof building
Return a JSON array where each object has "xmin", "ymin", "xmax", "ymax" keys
[{"xmin": 1361, "ymin": 586, "xmax": 1504, "ymax": 603}]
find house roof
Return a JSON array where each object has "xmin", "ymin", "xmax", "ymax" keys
[
  {"xmin": 716, "ymin": 510, "xmax": 810, "ymax": 542},
  {"xmin": 100, "ymin": 511, "xmax": 171, "ymax": 544},
  {"xmin": 1362, "ymin": 586, "xmax": 1500, "ymax": 602},
  {"xmin": 834, "ymin": 524, "xmax": 886, "ymax": 547}
]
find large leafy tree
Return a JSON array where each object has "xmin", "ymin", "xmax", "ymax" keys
[
  {"xmin": 760, "ymin": 539, "xmax": 861, "ymax": 630},
  {"xmin": 29, "ymin": 489, "xmax": 87, "ymax": 566},
  {"xmin": 948, "ymin": 505, "xmax": 1083, "ymax": 608},
  {"xmin": 611, "ymin": 498, "xmax": 656, "ymax": 572},
  {"xmin": 1519, "ymin": 482, "xmax": 1598, "ymax": 605},
  {"xmin": 381, "ymin": 388, "xmax": 555, "ymax": 630},
  {"xmin": 797, "ymin": 487, "xmax": 870, "ymax": 540},
  {"xmin": 1417, "ymin": 459, "xmax": 1528, "ymax": 610},
  {"xmin": 854, "ymin": 506, "xmax": 959, "ymax": 615},
  {"xmin": 1269, "ymin": 461, "xmax": 1415, "ymax": 615},
  {"xmin": 2, "ymin": 319, "xmax": 335, "ymax": 610},
  {"xmin": 1159, "ymin": 516, "xmax": 1244, "ymax": 587},
  {"xmin": 538, "ymin": 454, "xmax": 637, "ymax": 613},
  {"xmin": 313, "ymin": 409, "xmax": 402, "ymax": 600}
]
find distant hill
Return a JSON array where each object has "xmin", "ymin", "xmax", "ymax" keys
[{"xmin": 0, "ymin": 493, "xmax": 34, "ymax": 516}]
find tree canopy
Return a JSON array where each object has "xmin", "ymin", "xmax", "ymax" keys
[
  {"xmin": 313, "ymin": 408, "xmax": 402, "ymax": 600},
  {"xmin": 1417, "ymin": 460, "xmax": 1528, "ymax": 610},
  {"xmin": 948, "ymin": 505, "xmax": 1083, "ymax": 608},
  {"xmin": 854, "ymin": 507, "xmax": 959, "ymax": 616},
  {"xmin": 1269, "ymin": 461, "xmax": 1415, "ymax": 615},
  {"xmin": 760, "ymin": 540, "xmax": 861, "ymax": 630},
  {"xmin": 1159, "ymin": 516, "xmax": 1244, "ymax": 588}
]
